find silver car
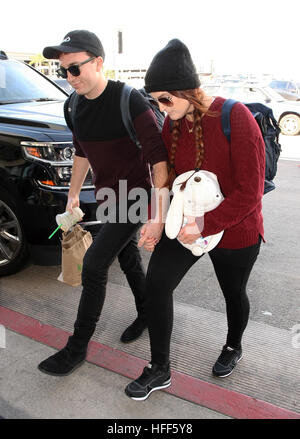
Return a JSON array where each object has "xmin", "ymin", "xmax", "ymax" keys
[
  {"xmin": 269, "ymin": 80, "xmax": 300, "ymax": 101},
  {"xmin": 202, "ymin": 83, "xmax": 300, "ymax": 136}
]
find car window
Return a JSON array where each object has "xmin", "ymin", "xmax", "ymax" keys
[
  {"xmin": 287, "ymin": 82, "xmax": 297, "ymax": 92},
  {"xmin": 270, "ymin": 80, "xmax": 288, "ymax": 89},
  {"xmin": 54, "ymin": 79, "xmax": 74, "ymax": 95},
  {"xmin": 0, "ymin": 59, "xmax": 66, "ymax": 103}
]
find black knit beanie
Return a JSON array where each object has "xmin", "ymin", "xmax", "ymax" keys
[{"xmin": 144, "ymin": 39, "xmax": 200, "ymax": 93}]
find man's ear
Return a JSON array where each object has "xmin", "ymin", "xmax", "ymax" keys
[{"xmin": 96, "ymin": 56, "xmax": 104, "ymax": 71}]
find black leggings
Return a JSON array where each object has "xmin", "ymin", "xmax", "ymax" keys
[{"xmin": 146, "ymin": 232, "xmax": 261, "ymax": 366}]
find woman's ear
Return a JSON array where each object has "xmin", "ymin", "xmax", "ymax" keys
[{"xmin": 165, "ymin": 191, "xmax": 184, "ymax": 239}]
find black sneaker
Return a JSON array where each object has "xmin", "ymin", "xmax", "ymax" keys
[
  {"xmin": 125, "ymin": 363, "xmax": 171, "ymax": 401},
  {"xmin": 38, "ymin": 346, "xmax": 86, "ymax": 376},
  {"xmin": 212, "ymin": 345, "xmax": 243, "ymax": 378},
  {"xmin": 120, "ymin": 317, "xmax": 147, "ymax": 343}
]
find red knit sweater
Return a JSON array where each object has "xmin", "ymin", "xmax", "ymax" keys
[{"xmin": 162, "ymin": 97, "xmax": 265, "ymax": 249}]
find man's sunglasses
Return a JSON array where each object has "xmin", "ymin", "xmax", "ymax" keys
[
  {"xmin": 155, "ymin": 95, "xmax": 174, "ymax": 107},
  {"xmin": 56, "ymin": 56, "xmax": 95, "ymax": 79}
]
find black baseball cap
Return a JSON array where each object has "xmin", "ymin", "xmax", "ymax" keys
[{"xmin": 43, "ymin": 30, "xmax": 105, "ymax": 60}]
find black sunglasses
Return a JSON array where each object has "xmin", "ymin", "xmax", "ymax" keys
[
  {"xmin": 56, "ymin": 56, "xmax": 95, "ymax": 79},
  {"xmin": 156, "ymin": 95, "xmax": 174, "ymax": 107}
]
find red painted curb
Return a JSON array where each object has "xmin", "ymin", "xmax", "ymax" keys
[{"xmin": 0, "ymin": 305, "xmax": 299, "ymax": 419}]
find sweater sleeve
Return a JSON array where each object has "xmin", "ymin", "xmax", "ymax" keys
[
  {"xmin": 129, "ymin": 88, "xmax": 168, "ymax": 166},
  {"xmin": 201, "ymin": 103, "xmax": 265, "ymax": 237}
]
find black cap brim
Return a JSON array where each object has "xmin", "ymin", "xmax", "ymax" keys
[{"xmin": 43, "ymin": 45, "xmax": 85, "ymax": 59}]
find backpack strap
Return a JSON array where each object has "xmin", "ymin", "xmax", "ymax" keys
[
  {"xmin": 221, "ymin": 98, "xmax": 237, "ymax": 142},
  {"xmin": 63, "ymin": 91, "xmax": 79, "ymax": 132},
  {"xmin": 65, "ymin": 85, "xmax": 143, "ymax": 148},
  {"xmin": 120, "ymin": 84, "xmax": 142, "ymax": 149}
]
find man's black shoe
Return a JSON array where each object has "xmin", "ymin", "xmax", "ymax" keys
[
  {"xmin": 212, "ymin": 344, "xmax": 243, "ymax": 378},
  {"xmin": 38, "ymin": 346, "xmax": 86, "ymax": 376},
  {"xmin": 125, "ymin": 362, "xmax": 171, "ymax": 401},
  {"xmin": 120, "ymin": 317, "xmax": 147, "ymax": 343}
]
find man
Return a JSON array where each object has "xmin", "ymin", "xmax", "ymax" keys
[{"xmin": 38, "ymin": 30, "xmax": 168, "ymax": 376}]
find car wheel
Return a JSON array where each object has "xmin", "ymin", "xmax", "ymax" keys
[
  {"xmin": 279, "ymin": 114, "xmax": 300, "ymax": 136},
  {"xmin": 0, "ymin": 194, "xmax": 28, "ymax": 276}
]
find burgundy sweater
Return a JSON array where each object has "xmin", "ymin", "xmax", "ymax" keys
[
  {"xmin": 162, "ymin": 97, "xmax": 265, "ymax": 249},
  {"xmin": 69, "ymin": 80, "xmax": 168, "ymax": 202}
]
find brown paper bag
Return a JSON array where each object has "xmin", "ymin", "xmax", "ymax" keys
[{"xmin": 58, "ymin": 224, "xmax": 93, "ymax": 286}]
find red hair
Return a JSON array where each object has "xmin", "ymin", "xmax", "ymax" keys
[{"xmin": 164, "ymin": 88, "xmax": 212, "ymax": 189}]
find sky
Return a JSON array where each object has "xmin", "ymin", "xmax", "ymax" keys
[{"xmin": 1, "ymin": 0, "xmax": 299, "ymax": 78}]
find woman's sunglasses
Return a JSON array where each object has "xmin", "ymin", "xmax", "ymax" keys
[
  {"xmin": 155, "ymin": 95, "xmax": 174, "ymax": 107},
  {"xmin": 56, "ymin": 56, "xmax": 95, "ymax": 79}
]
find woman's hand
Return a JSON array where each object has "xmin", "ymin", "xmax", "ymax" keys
[{"xmin": 178, "ymin": 221, "xmax": 202, "ymax": 244}]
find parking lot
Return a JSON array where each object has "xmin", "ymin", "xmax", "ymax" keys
[
  {"xmin": 0, "ymin": 133, "xmax": 299, "ymax": 419},
  {"xmin": 279, "ymin": 133, "xmax": 300, "ymax": 161}
]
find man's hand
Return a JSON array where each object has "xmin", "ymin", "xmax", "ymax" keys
[
  {"xmin": 138, "ymin": 160, "xmax": 168, "ymax": 252},
  {"xmin": 138, "ymin": 221, "xmax": 164, "ymax": 252},
  {"xmin": 66, "ymin": 196, "xmax": 80, "ymax": 214}
]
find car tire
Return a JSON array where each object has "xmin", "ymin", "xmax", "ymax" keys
[
  {"xmin": 0, "ymin": 192, "xmax": 29, "ymax": 276},
  {"xmin": 279, "ymin": 114, "xmax": 300, "ymax": 136}
]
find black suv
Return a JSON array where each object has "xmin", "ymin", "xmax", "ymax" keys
[{"xmin": 0, "ymin": 51, "xmax": 97, "ymax": 276}]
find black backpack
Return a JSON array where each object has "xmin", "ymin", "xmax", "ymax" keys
[
  {"xmin": 221, "ymin": 99, "xmax": 282, "ymax": 194},
  {"xmin": 64, "ymin": 84, "xmax": 165, "ymax": 149}
]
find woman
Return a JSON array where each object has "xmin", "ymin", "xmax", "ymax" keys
[{"xmin": 125, "ymin": 39, "xmax": 265, "ymax": 401}]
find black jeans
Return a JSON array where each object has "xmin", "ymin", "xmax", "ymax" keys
[
  {"xmin": 67, "ymin": 203, "xmax": 146, "ymax": 352},
  {"xmin": 146, "ymin": 232, "xmax": 261, "ymax": 366}
]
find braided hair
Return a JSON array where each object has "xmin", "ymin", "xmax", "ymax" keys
[{"xmin": 165, "ymin": 88, "xmax": 211, "ymax": 189}]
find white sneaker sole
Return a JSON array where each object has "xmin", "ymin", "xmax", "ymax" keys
[{"xmin": 130, "ymin": 379, "xmax": 172, "ymax": 401}]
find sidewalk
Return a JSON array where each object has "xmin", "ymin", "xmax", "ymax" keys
[
  {"xmin": 0, "ymin": 265, "xmax": 299, "ymax": 420},
  {"xmin": 0, "ymin": 328, "xmax": 228, "ymax": 420}
]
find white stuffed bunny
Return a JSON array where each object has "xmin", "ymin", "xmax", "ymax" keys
[{"xmin": 165, "ymin": 170, "xmax": 224, "ymax": 256}]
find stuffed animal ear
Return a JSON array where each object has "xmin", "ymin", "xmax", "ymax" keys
[{"xmin": 165, "ymin": 191, "xmax": 184, "ymax": 239}]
